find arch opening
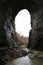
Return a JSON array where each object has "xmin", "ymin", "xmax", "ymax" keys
[{"xmin": 15, "ymin": 9, "xmax": 31, "ymax": 44}]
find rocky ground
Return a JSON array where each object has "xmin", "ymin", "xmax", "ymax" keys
[
  {"xmin": 28, "ymin": 49, "xmax": 43, "ymax": 59},
  {"xmin": 0, "ymin": 44, "xmax": 29, "ymax": 65},
  {"xmin": 0, "ymin": 44, "xmax": 43, "ymax": 65},
  {"xmin": 0, "ymin": 42, "xmax": 43, "ymax": 65}
]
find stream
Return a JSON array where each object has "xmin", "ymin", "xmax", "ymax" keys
[{"xmin": 6, "ymin": 55, "xmax": 43, "ymax": 65}]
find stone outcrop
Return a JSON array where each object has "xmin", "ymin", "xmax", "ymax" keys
[{"xmin": 16, "ymin": 32, "xmax": 28, "ymax": 45}]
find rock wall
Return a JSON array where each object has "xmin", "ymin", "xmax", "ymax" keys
[
  {"xmin": 0, "ymin": 0, "xmax": 16, "ymax": 47},
  {"xmin": 28, "ymin": 8, "xmax": 43, "ymax": 51}
]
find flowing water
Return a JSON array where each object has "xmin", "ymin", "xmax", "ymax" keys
[{"xmin": 6, "ymin": 55, "xmax": 43, "ymax": 65}]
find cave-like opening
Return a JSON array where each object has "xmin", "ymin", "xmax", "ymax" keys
[{"xmin": 15, "ymin": 9, "xmax": 31, "ymax": 44}]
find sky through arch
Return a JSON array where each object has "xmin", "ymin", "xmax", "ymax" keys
[{"xmin": 15, "ymin": 9, "xmax": 31, "ymax": 37}]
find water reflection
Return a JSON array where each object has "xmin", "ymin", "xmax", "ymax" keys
[{"xmin": 6, "ymin": 56, "xmax": 43, "ymax": 65}]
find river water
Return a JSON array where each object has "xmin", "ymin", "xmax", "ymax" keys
[{"xmin": 6, "ymin": 55, "xmax": 43, "ymax": 65}]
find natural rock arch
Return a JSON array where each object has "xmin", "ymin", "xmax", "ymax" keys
[
  {"xmin": 0, "ymin": 0, "xmax": 43, "ymax": 51},
  {"xmin": 0, "ymin": 0, "xmax": 33, "ymax": 47}
]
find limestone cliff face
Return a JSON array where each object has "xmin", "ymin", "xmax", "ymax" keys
[{"xmin": 16, "ymin": 32, "xmax": 28, "ymax": 45}]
